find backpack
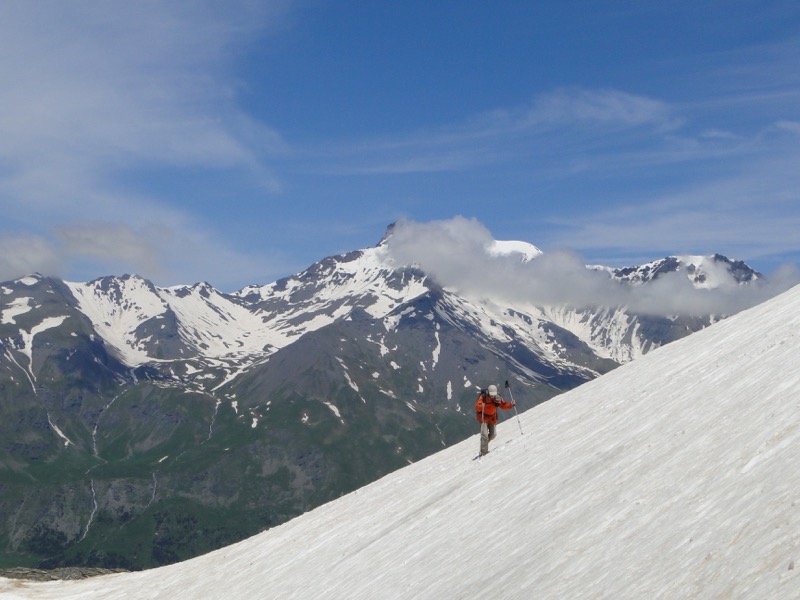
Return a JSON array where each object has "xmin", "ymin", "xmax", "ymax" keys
[{"xmin": 475, "ymin": 390, "xmax": 490, "ymax": 422}]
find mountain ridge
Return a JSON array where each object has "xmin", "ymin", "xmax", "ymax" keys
[{"xmin": 0, "ymin": 232, "xmax": 776, "ymax": 570}]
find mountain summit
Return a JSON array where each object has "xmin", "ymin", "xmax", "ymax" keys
[{"xmin": 4, "ymin": 276, "xmax": 798, "ymax": 598}]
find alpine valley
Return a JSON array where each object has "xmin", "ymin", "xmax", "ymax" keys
[{"xmin": 0, "ymin": 227, "xmax": 763, "ymax": 571}]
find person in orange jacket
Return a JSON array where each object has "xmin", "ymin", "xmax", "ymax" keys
[{"xmin": 475, "ymin": 384, "xmax": 514, "ymax": 455}]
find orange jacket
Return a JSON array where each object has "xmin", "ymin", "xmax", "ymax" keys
[{"xmin": 475, "ymin": 392, "xmax": 513, "ymax": 424}]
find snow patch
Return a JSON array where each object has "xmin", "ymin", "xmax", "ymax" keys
[
  {"xmin": 323, "ymin": 402, "xmax": 344, "ymax": 423},
  {"xmin": 47, "ymin": 416, "xmax": 73, "ymax": 447},
  {"xmin": 1, "ymin": 296, "xmax": 34, "ymax": 324},
  {"xmin": 432, "ymin": 330, "xmax": 441, "ymax": 369}
]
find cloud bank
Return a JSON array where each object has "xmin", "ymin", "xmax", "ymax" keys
[
  {"xmin": 385, "ymin": 218, "xmax": 800, "ymax": 317},
  {"xmin": 0, "ymin": 1, "xmax": 290, "ymax": 288}
]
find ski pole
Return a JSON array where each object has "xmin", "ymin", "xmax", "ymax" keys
[
  {"xmin": 505, "ymin": 380, "xmax": 523, "ymax": 435},
  {"xmin": 480, "ymin": 397, "xmax": 486, "ymax": 454}
]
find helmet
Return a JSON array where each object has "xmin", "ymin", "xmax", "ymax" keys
[{"xmin": 487, "ymin": 384, "xmax": 498, "ymax": 397}]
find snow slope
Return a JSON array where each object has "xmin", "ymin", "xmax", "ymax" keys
[{"xmin": 4, "ymin": 284, "xmax": 800, "ymax": 600}]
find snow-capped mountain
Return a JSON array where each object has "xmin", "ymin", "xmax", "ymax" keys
[
  {"xmin": 0, "ymin": 229, "xmax": 769, "ymax": 571},
  {"xmin": 4, "ymin": 278, "xmax": 798, "ymax": 599},
  {"xmin": 609, "ymin": 253, "xmax": 760, "ymax": 287},
  {"xmin": 60, "ymin": 240, "xmax": 760, "ymax": 378}
]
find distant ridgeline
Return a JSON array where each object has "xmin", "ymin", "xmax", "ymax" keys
[{"xmin": 0, "ymin": 235, "xmax": 768, "ymax": 570}]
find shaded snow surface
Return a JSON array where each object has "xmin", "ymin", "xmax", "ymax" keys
[{"xmin": 4, "ymin": 285, "xmax": 800, "ymax": 599}]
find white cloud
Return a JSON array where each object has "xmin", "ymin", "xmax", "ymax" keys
[
  {"xmin": 385, "ymin": 217, "xmax": 799, "ymax": 317},
  {"xmin": 55, "ymin": 224, "xmax": 165, "ymax": 279},
  {"xmin": 522, "ymin": 88, "xmax": 680, "ymax": 131},
  {"xmin": 0, "ymin": 234, "xmax": 62, "ymax": 282}
]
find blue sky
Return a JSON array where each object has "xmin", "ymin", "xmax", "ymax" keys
[{"xmin": 1, "ymin": 0, "xmax": 799, "ymax": 291}]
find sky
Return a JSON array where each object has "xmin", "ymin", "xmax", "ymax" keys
[
  {"xmin": 5, "ymin": 277, "xmax": 800, "ymax": 599},
  {"xmin": 2, "ymin": 0, "xmax": 800, "ymax": 291}
]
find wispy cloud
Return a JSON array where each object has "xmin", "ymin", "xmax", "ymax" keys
[
  {"xmin": 55, "ymin": 223, "xmax": 166, "ymax": 280},
  {"xmin": 774, "ymin": 120, "xmax": 800, "ymax": 134},
  {"xmin": 538, "ymin": 123, "xmax": 800, "ymax": 266},
  {"xmin": 0, "ymin": 234, "xmax": 62, "ymax": 282},
  {"xmin": 1, "ymin": 2, "xmax": 282, "ymax": 181},
  {"xmin": 298, "ymin": 73, "xmax": 800, "ymax": 280},
  {"xmin": 0, "ymin": 1, "xmax": 291, "ymax": 285},
  {"xmin": 2, "ymin": 2, "xmax": 798, "ymax": 292},
  {"xmin": 0, "ymin": 219, "xmax": 290, "ymax": 290},
  {"xmin": 520, "ymin": 88, "xmax": 680, "ymax": 130},
  {"xmin": 315, "ymin": 88, "xmax": 681, "ymax": 175}
]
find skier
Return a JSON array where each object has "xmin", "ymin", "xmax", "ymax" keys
[{"xmin": 475, "ymin": 384, "xmax": 515, "ymax": 456}]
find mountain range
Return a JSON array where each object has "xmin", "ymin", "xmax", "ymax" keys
[
  {"xmin": 3, "ymin": 248, "xmax": 798, "ymax": 599},
  {"xmin": 0, "ymin": 227, "xmax": 766, "ymax": 570}
]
